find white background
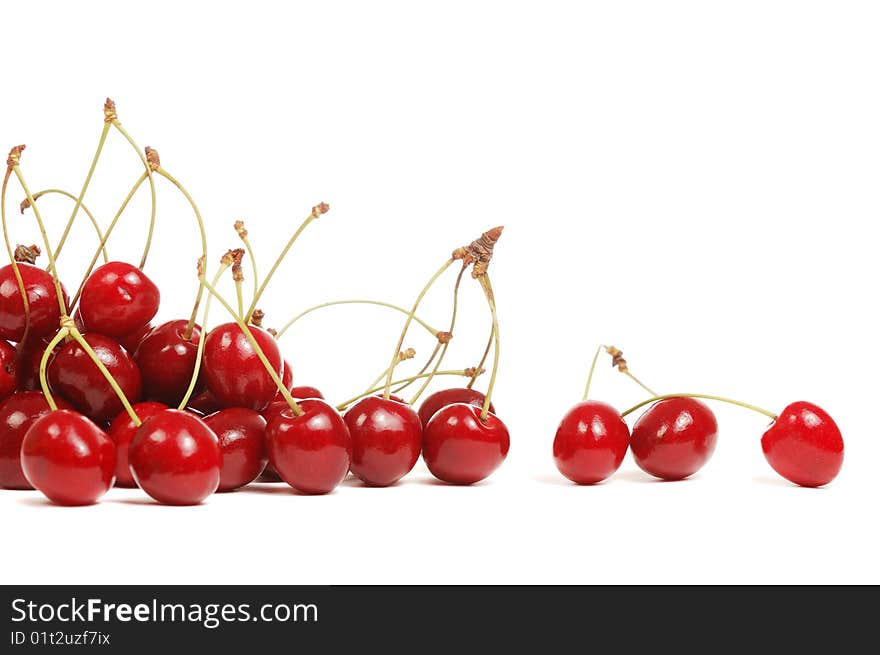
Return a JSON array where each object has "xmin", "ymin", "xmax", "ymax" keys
[{"xmin": 1, "ymin": 1, "xmax": 877, "ymax": 584}]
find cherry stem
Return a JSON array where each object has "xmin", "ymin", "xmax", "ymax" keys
[
  {"xmin": 11, "ymin": 165, "xmax": 69, "ymax": 317},
  {"xmin": 467, "ymin": 322, "xmax": 493, "ymax": 390},
  {"xmin": 336, "ymin": 369, "xmax": 475, "ymax": 411},
  {"xmin": 155, "ymin": 167, "xmax": 208, "ymax": 340},
  {"xmin": 383, "ymin": 259, "xmax": 453, "ymax": 400},
  {"xmin": 109, "ymin": 121, "xmax": 157, "ymax": 271},
  {"xmin": 71, "ymin": 171, "xmax": 148, "ymax": 308},
  {"xmin": 408, "ymin": 262, "xmax": 466, "ymax": 405},
  {"xmin": 581, "ymin": 344, "xmax": 604, "ymax": 401},
  {"xmin": 581, "ymin": 345, "xmax": 659, "ymax": 401},
  {"xmin": 237, "ymin": 228, "xmax": 259, "ymax": 312},
  {"xmin": 200, "ymin": 275, "xmax": 304, "ymax": 416},
  {"xmin": 69, "ymin": 327, "xmax": 141, "ymax": 425},
  {"xmin": 38, "ymin": 327, "xmax": 70, "ymax": 411},
  {"xmin": 1, "ymin": 166, "xmax": 32, "ymax": 342},
  {"xmin": 29, "ymin": 190, "xmax": 110, "ymax": 263},
  {"xmin": 392, "ymin": 344, "xmax": 439, "ymax": 394},
  {"xmin": 235, "ymin": 279, "xmax": 244, "ymax": 319},
  {"xmin": 620, "ymin": 393, "xmax": 778, "ymax": 421},
  {"xmin": 177, "ymin": 265, "xmax": 225, "ymax": 410},
  {"xmin": 53, "ymin": 122, "xmax": 110, "ymax": 264},
  {"xmin": 477, "ymin": 274, "xmax": 500, "ymax": 421},
  {"xmin": 245, "ymin": 208, "xmax": 324, "ymax": 323},
  {"xmin": 275, "ymin": 299, "xmax": 439, "ymax": 339}
]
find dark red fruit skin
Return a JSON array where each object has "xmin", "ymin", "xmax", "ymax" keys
[
  {"xmin": 0, "ymin": 263, "xmax": 69, "ymax": 342},
  {"xmin": 0, "ymin": 340, "xmax": 16, "ymax": 400},
  {"xmin": 79, "ymin": 261, "xmax": 160, "ymax": 337},
  {"xmin": 423, "ymin": 403, "xmax": 509, "ymax": 485},
  {"xmin": 129, "ymin": 409, "xmax": 221, "ymax": 505},
  {"xmin": 203, "ymin": 323, "xmax": 282, "ymax": 412},
  {"xmin": 20, "ymin": 409, "xmax": 115, "ymax": 505},
  {"xmin": 418, "ymin": 388, "xmax": 494, "ymax": 428},
  {"xmin": 15, "ymin": 336, "xmax": 57, "ymax": 391},
  {"xmin": 204, "ymin": 408, "xmax": 267, "ymax": 491},
  {"xmin": 344, "ymin": 396, "xmax": 421, "ymax": 487},
  {"xmin": 553, "ymin": 400, "xmax": 629, "ymax": 484},
  {"xmin": 48, "ymin": 333, "xmax": 142, "ymax": 424},
  {"xmin": 259, "ymin": 388, "xmax": 325, "ymax": 483},
  {"xmin": 0, "ymin": 391, "xmax": 72, "ymax": 489},
  {"xmin": 107, "ymin": 401, "xmax": 169, "ymax": 487},
  {"xmin": 266, "ymin": 399, "xmax": 351, "ymax": 494},
  {"xmin": 119, "ymin": 321, "xmax": 155, "ymax": 354},
  {"xmin": 135, "ymin": 320, "xmax": 203, "ymax": 405},
  {"xmin": 761, "ymin": 401, "xmax": 844, "ymax": 487},
  {"xmin": 630, "ymin": 397, "xmax": 718, "ymax": 481},
  {"xmin": 281, "ymin": 359, "xmax": 293, "ymax": 390},
  {"xmin": 186, "ymin": 389, "xmax": 221, "ymax": 416}
]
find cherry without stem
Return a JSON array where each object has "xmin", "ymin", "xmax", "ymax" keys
[
  {"xmin": 344, "ymin": 396, "xmax": 421, "ymax": 487},
  {"xmin": 422, "ymin": 403, "xmax": 509, "ymax": 485},
  {"xmin": 107, "ymin": 401, "xmax": 168, "ymax": 487},
  {"xmin": 266, "ymin": 399, "xmax": 351, "ymax": 494},
  {"xmin": 203, "ymin": 322, "xmax": 282, "ymax": 412},
  {"xmin": 0, "ymin": 263, "xmax": 69, "ymax": 342},
  {"xmin": 78, "ymin": 261, "xmax": 160, "ymax": 337},
  {"xmin": 630, "ymin": 397, "xmax": 718, "ymax": 481},
  {"xmin": 48, "ymin": 333, "xmax": 142, "ymax": 424},
  {"xmin": 761, "ymin": 401, "xmax": 844, "ymax": 488},
  {"xmin": 0, "ymin": 391, "xmax": 73, "ymax": 489},
  {"xmin": 135, "ymin": 320, "xmax": 203, "ymax": 405},
  {"xmin": 128, "ymin": 409, "xmax": 221, "ymax": 505},
  {"xmin": 204, "ymin": 407, "xmax": 267, "ymax": 491},
  {"xmin": 21, "ymin": 409, "xmax": 115, "ymax": 505},
  {"xmin": 553, "ymin": 400, "xmax": 630, "ymax": 485}
]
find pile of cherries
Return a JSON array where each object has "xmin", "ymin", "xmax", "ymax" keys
[
  {"xmin": 0, "ymin": 102, "xmax": 511, "ymax": 506},
  {"xmin": 553, "ymin": 347, "xmax": 845, "ymax": 487}
]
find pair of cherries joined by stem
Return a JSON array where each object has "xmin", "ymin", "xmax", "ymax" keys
[{"xmin": 553, "ymin": 346, "xmax": 844, "ymax": 487}]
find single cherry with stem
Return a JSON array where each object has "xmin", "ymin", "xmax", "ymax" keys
[
  {"xmin": 204, "ymin": 408, "xmax": 268, "ymax": 492},
  {"xmin": 0, "ymin": 391, "xmax": 72, "ymax": 489},
  {"xmin": 135, "ymin": 319, "xmax": 203, "ymax": 405},
  {"xmin": 20, "ymin": 409, "xmax": 115, "ymax": 506},
  {"xmin": 128, "ymin": 409, "xmax": 221, "ymax": 505},
  {"xmin": 107, "ymin": 401, "xmax": 168, "ymax": 487},
  {"xmin": 552, "ymin": 345, "xmax": 634, "ymax": 485}
]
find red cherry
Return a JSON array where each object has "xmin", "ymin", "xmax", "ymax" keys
[
  {"xmin": 107, "ymin": 401, "xmax": 168, "ymax": 487},
  {"xmin": 203, "ymin": 322, "xmax": 282, "ymax": 411},
  {"xmin": 185, "ymin": 389, "xmax": 222, "ymax": 416},
  {"xmin": 135, "ymin": 320, "xmax": 203, "ymax": 404},
  {"xmin": 0, "ymin": 263, "xmax": 69, "ymax": 342},
  {"xmin": 0, "ymin": 340, "xmax": 16, "ymax": 400},
  {"xmin": 48, "ymin": 333, "xmax": 142, "ymax": 424},
  {"xmin": 204, "ymin": 408, "xmax": 267, "ymax": 491},
  {"xmin": 118, "ymin": 321, "xmax": 155, "ymax": 354},
  {"xmin": 20, "ymin": 409, "xmax": 115, "ymax": 505},
  {"xmin": 344, "ymin": 396, "xmax": 421, "ymax": 486},
  {"xmin": 290, "ymin": 386, "xmax": 324, "ymax": 400},
  {"xmin": 423, "ymin": 403, "xmax": 509, "ymax": 484},
  {"xmin": 266, "ymin": 399, "xmax": 351, "ymax": 494},
  {"xmin": 78, "ymin": 261, "xmax": 160, "ymax": 337},
  {"xmin": 259, "ymin": 389, "xmax": 326, "ymax": 483},
  {"xmin": 15, "ymin": 336, "xmax": 57, "ymax": 391},
  {"xmin": 128, "ymin": 409, "xmax": 221, "ymax": 505},
  {"xmin": 0, "ymin": 391, "xmax": 72, "ymax": 489},
  {"xmin": 417, "ymin": 387, "xmax": 494, "ymax": 428},
  {"xmin": 761, "ymin": 401, "xmax": 844, "ymax": 487},
  {"xmin": 630, "ymin": 397, "xmax": 718, "ymax": 481},
  {"xmin": 553, "ymin": 400, "xmax": 629, "ymax": 484}
]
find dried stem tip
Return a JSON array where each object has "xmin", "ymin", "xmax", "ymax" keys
[
  {"xmin": 103, "ymin": 98, "xmax": 118, "ymax": 123},
  {"xmin": 311, "ymin": 202, "xmax": 330, "ymax": 219},
  {"xmin": 464, "ymin": 366, "xmax": 486, "ymax": 378},
  {"xmin": 452, "ymin": 226, "xmax": 504, "ymax": 278},
  {"xmin": 605, "ymin": 346, "xmax": 628, "ymax": 373},
  {"xmin": 145, "ymin": 146, "xmax": 160, "ymax": 171},
  {"xmin": 234, "ymin": 220, "xmax": 248, "ymax": 240},
  {"xmin": 6, "ymin": 145, "xmax": 25, "ymax": 169},
  {"xmin": 250, "ymin": 309, "xmax": 265, "ymax": 327},
  {"xmin": 398, "ymin": 347, "xmax": 416, "ymax": 361},
  {"xmin": 220, "ymin": 249, "xmax": 237, "ymax": 267},
  {"xmin": 229, "ymin": 248, "xmax": 245, "ymax": 282},
  {"xmin": 436, "ymin": 331, "xmax": 453, "ymax": 344},
  {"xmin": 14, "ymin": 244, "xmax": 41, "ymax": 264},
  {"xmin": 267, "ymin": 327, "xmax": 278, "ymax": 338},
  {"xmin": 196, "ymin": 255, "xmax": 206, "ymax": 278}
]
